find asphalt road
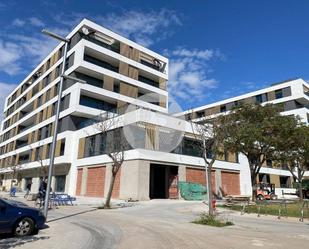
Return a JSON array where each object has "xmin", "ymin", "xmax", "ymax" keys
[{"xmin": 1, "ymin": 200, "xmax": 309, "ymax": 249}]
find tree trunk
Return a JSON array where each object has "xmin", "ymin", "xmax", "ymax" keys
[
  {"xmin": 104, "ymin": 171, "xmax": 116, "ymax": 209},
  {"xmin": 299, "ymin": 185, "xmax": 303, "ymax": 202},
  {"xmin": 207, "ymin": 165, "xmax": 214, "ymax": 215},
  {"xmin": 251, "ymin": 170, "xmax": 257, "ymax": 202}
]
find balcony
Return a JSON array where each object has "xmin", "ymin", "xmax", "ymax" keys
[
  {"xmin": 84, "ymin": 54, "xmax": 119, "ymax": 73},
  {"xmin": 138, "ymin": 75, "xmax": 159, "ymax": 88}
]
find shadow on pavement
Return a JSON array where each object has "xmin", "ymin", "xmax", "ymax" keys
[
  {"xmin": 0, "ymin": 234, "xmax": 50, "ymax": 248},
  {"xmin": 47, "ymin": 208, "xmax": 98, "ymax": 223}
]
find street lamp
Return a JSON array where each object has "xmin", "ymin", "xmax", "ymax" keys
[{"xmin": 41, "ymin": 29, "xmax": 85, "ymax": 218}]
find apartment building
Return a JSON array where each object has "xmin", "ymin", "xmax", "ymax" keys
[
  {"xmin": 0, "ymin": 19, "xmax": 307, "ymax": 201},
  {"xmin": 178, "ymin": 79, "xmax": 309, "ymax": 193},
  {"xmin": 0, "ymin": 19, "xmax": 170, "ymax": 195},
  {"xmin": 0, "ymin": 19, "xmax": 246, "ymax": 200}
]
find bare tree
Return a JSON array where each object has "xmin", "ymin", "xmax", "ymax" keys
[
  {"xmin": 95, "ymin": 111, "xmax": 128, "ymax": 208},
  {"xmin": 30, "ymin": 143, "xmax": 48, "ymax": 178},
  {"xmin": 4, "ymin": 156, "xmax": 21, "ymax": 190},
  {"xmin": 189, "ymin": 115, "xmax": 222, "ymax": 215}
]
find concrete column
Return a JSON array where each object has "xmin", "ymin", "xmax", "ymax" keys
[
  {"xmin": 21, "ymin": 178, "xmax": 26, "ymax": 191},
  {"xmin": 81, "ymin": 167, "xmax": 88, "ymax": 196},
  {"xmin": 215, "ymin": 169, "xmax": 222, "ymax": 198},
  {"xmin": 51, "ymin": 176, "xmax": 56, "ymax": 192},
  {"xmin": 31, "ymin": 177, "xmax": 40, "ymax": 193},
  {"xmin": 178, "ymin": 165, "xmax": 186, "ymax": 182},
  {"xmin": 119, "ymin": 160, "xmax": 150, "ymax": 201},
  {"xmin": 104, "ymin": 164, "xmax": 112, "ymax": 198},
  {"xmin": 138, "ymin": 160, "xmax": 150, "ymax": 200}
]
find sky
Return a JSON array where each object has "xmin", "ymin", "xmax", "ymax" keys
[{"xmin": 1, "ymin": 0, "xmax": 309, "ymax": 115}]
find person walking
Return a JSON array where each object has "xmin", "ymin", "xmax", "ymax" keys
[{"xmin": 24, "ymin": 180, "xmax": 32, "ymax": 198}]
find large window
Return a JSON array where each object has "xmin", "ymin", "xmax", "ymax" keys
[
  {"xmin": 84, "ymin": 54, "xmax": 118, "ymax": 73},
  {"xmin": 275, "ymin": 89, "xmax": 283, "ymax": 99},
  {"xmin": 55, "ymin": 175, "xmax": 66, "ymax": 192},
  {"xmin": 79, "ymin": 95, "xmax": 116, "ymax": 111},
  {"xmin": 255, "ymin": 94, "xmax": 263, "ymax": 104}
]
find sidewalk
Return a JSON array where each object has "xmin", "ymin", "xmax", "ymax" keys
[{"xmin": 0, "ymin": 190, "xmax": 129, "ymax": 208}]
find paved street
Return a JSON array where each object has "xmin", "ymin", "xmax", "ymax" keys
[{"xmin": 1, "ymin": 199, "xmax": 309, "ymax": 249}]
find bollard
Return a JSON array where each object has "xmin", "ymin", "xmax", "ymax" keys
[
  {"xmin": 241, "ymin": 203, "xmax": 246, "ymax": 215},
  {"xmin": 212, "ymin": 199, "xmax": 216, "ymax": 210}
]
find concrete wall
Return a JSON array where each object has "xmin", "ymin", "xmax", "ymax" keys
[{"xmin": 119, "ymin": 160, "xmax": 150, "ymax": 201}]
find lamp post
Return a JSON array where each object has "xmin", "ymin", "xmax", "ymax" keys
[
  {"xmin": 42, "ymin": 30, "xmax": 87, "ymax": 218},
  {"xmin": 41, "ymin": 29, "xmax": 69, "ymax": 218}
]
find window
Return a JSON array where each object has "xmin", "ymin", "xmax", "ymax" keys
[
  {"xmin": 196, "ymin": 111, "xmax": 204, "ymax": 118},
  {"xmin": 35, "ymin": 147, "xmax": 40, "ymax": 161},
  {"xmin": 79, "ymin": 95, "xmax": 116, "ymax": 111},
  {"xmin": 98, "ymin": 135, "xmax": 106, "ymax": 154},
  {"xmin": 60, "ymin": 139, "xmax": 65, "ymax": 156},
  {"xmin": 275, "ymin": 89, "xmax": 283, "ymax": 99},
  {"xmin": 45, "ymin": 124, "xmax": 52, "ymax": 138},
  {"xmin": 56, "ymin": 65, "xmax": 61, "ymax": 77},
  {"xmin": 220, "ymin": 105, "xmax": 227, "ymax": 113},
  {"xmin": 37, "ymin": 95, "xmax": 42, "ymax": 107},
  {"xmin": 255, "ymin": 94, "xmax": 263, "ymax": 104},
  {"xmin": 86, "ymin": 136, "xmax": 96, "ymax": 157},
  {"xmin": 51, "ymin": 103, "xmax": 56, "ymax": 116},
  {"xmin": 46, "ymin": 59, "xmax": 50, "ymax": 70},
  {"xmin": 38, "ymin": 128, "xmax": 43, "ymax": 140},
  {"xmin": 54, "ymin": 83, "xmax": 59, "ymax": 97},
  {"xmin": 234, "ymin": 101, "xmax": 240, "ymax": 107},
  {"xmin": 46, "ymin": 143, "xmax": 51, "ymax": 158},
  {"xmin": 46, "ymin": 89, "xmax": 51, "ymax": 102},
  {"xmin": 55, "ymin": 175, "xmax": 66, "ymax": 192},
  {"xmin": 280, "ymin": 176, "xmax": 291, "ymax": 188}
]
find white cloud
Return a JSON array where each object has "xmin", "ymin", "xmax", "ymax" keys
[
  {"xmin": 0, "ymin": 41, "xmax": 23, "ymax": 75},
  {"xmin": 0, "ymin": 82, "xmax": 18, "ymax": 121},
  {"xmin": 54, "ymin": 9, "xmax": 182, "ymax": 47},
  {"xmin": 12, "ymin": 18, "xmax": 25, "ymax": 27},
  {"xmin": 167, "ymin": 48, "xmax": 223, "ymax": 103},
  {"xmin": 96, "ymin": 9, "xmax": 181, "ymax": 47},
  {"xmin": 8, "ymin": 34, "xmax": 58, "ymax": 63},
  {"xmin": 29, "ymin": 17, "xmax": 45, "ymax": 27}
]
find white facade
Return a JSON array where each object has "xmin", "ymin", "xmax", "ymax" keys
[{"xmin": 0, "ymin": 19, "xmax": 307, "ymax": 200}]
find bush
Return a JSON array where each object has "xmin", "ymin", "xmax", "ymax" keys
[{"xmin": 193, "ymin": 213, "xmax": 234, "ymax": 227}]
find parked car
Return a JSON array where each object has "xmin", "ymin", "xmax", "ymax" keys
[{"xmin": 0, "ymin": 198, "xmax": 46, "ymax": 236}]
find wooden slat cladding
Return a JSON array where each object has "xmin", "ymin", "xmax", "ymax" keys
[
  {"xmin": 120, "ymin": 43, "xmax": 130, "ymax": 57},
  {"xmin": 119, "ymin": 82, "xmax": 138, "ymax": 98},
  {"xmin": 78, "ymin": 138, "xmax": 85, "ymax": 159},
  {"xmin": 159, "ymin": 78, "xmax": 167, "ymax": 90},
  {"xmin": 205, "ymin": 106, "xmax": 219, "ymax": 116},
  {"xmin": 270, "ymin": 174, "xmax": 280, "ymax": 188},
  {"xmin": 242, "ymin": 97, "xmax": 253, "ymax": 104},
  {"xmin": 159, "ymin": 95, "xmax": 166, "ymax": 108},
  {"xmin": 268, "ymin": 91, "xmax": 276, "ymax": 101},
  {"xmin": 103, "ymin": 75, "xmax": 114, "ymax": 91},
  {"xmin": 128, "ymin": 66, "xmax": 139, "ymax": 80},
  {"xmin": 119, "ymin": 62, "xmax": 129, "ymax": 76},
  {"xmin": 55, "ymin": 139, "xmax": 62, "ymax": 157},
  {"xmin": 130, "ymin": 47, "xmax": 140, "ymax": 61},
  {"xmin": 120, "ymin": 42, "xmax": 140, "ymax": 62}
]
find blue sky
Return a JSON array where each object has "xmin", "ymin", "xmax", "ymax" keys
[{"xmin": 1, "ymin": 0, "xmax": 309, "ymax": 114}]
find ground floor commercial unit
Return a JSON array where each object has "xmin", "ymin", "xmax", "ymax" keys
[
  {"xmin": 0, "ymin": 152, "xmax": 300, "ymax": 200},
  {"xmin": 0, "ymin": 109, "xmax": 307, "ymax": 199}
]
